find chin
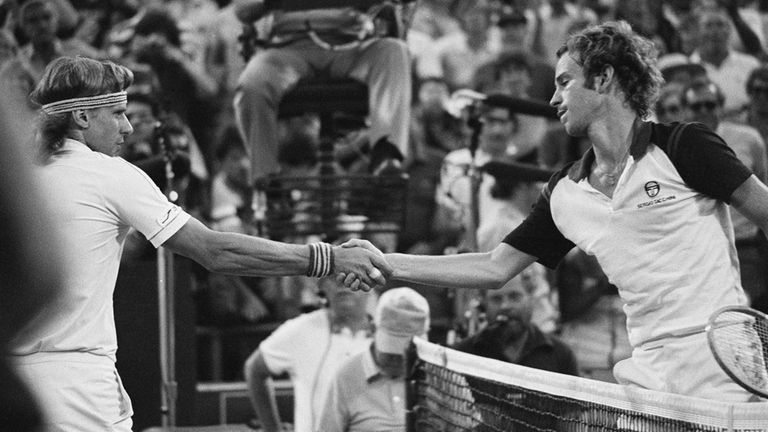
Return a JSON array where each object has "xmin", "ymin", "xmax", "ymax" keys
[{"xmin": 564, "ymin": 122, "xmax": 587, "ymax": 138}]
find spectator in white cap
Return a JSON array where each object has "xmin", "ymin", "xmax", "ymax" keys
[{"xmin": 317, "ymin": 287, "xmax": 430, "ymax": 432}]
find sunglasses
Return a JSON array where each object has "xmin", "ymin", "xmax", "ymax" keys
[{"xmin": 687, "ymin": 101, "xmax": 718, "ymax": 112}]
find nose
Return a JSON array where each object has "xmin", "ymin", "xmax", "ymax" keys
[
  {"xmin": 122, "ymin": 115, "xmax": 134, "ymax": 136},
  {"xmin": 549, "ymin": 89, "xmax": 561, "ymax": 107}
]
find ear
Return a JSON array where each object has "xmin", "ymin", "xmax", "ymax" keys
[
  {"xmin": 71, "ymin": 109, "xmax": 89, "ymax": 129},
  {"xmin": 595, "ymin": 65, "xmax": 615, "ymax": 94}
]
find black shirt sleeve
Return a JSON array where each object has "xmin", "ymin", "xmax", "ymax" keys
[
  {"xmin": 502, "ymin": 168, "xmax": 576, "ymax": 269},
  {"xmin": 658, "ymin": 122, "xmax": 752, "ymax": 203}
]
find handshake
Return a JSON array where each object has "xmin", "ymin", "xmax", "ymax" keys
[{"xmin": 331, "ymin": 239, "xmax": 393, "ymax": 292}]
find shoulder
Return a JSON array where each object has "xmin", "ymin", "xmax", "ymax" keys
[
  {"xmin": 649, "ymin": 121, "xmax": 722, "ymax": 153},
  {"xmin": 282, "ymin": 309, "xmax": 328, "ymax": 332},
  {"xmin": 730, "ymin": 50, "xmax": 762, "ymax": 67}
]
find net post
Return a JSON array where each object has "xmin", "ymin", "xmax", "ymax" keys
[{"xmin": 405, "ymin": 338, "xmax": 418, "ymax": 432}]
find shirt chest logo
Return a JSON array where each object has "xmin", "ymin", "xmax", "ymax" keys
[
  {"xmin": 637, "ymin": 180, "xmax": 676, "ymax": 209},
  {"xmin": 644, "ymin": 181, "xmax": 660, "ymax": 197}
]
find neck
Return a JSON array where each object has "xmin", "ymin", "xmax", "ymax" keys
[
  {"xmin": 589, "ymin": 108, "xmax": 638, "ymax": 165},
  {"xmin": 328, "ymin": 308, "xmax": 368, "ymax": 332},
  {"xmin": 502, "ymin": 329, "xmax": 529, "ymax": 362},
  {"xmin": 32, "ymin": 39, "xmax": 58, "ymax": 61},
  {"xmin": 700, "ymin": 47, "xmax": 728, "ymax": 67}
]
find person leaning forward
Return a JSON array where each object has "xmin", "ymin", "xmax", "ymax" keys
[{"xmin": 340, "ymin": 21, "xmax": 768, "ymax": 402}]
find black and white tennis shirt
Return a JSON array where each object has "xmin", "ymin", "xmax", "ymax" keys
[{"xmin": 504, "ymin": 120, "xmax": 752, "ymax": 347}]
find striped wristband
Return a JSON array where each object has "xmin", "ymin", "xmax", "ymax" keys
[{"xmin": 306, "ymin": 242, "xmax": 334, "ymax": 277}]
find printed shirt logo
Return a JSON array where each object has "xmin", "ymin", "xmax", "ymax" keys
[
  {"xmin": 644, "ymin": 181, "xmax": 660, "ymax": 197},
  {"xmin": 637, "ymin": 180, "xmax": 675, "ymax": 209}
]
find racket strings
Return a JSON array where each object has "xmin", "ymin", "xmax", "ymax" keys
[{"xmin": 711, "ymin": 311, "xmax": 768, "ymax": 392}]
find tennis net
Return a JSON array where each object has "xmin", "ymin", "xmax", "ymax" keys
[{"xmin": 405, "ymin": 337, "xmax": 768, "ymax": 432}]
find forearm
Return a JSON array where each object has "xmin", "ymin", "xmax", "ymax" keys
[
  {"xmin": 387, "ymin": 249, "xmax": 527, "ymax": 291},
  {"xmin": 200, "ymin": 233, "xmax": 309, "ymax": 276},
  {"xmin": 166, "ymin": 219, "xmax": 389, "ymax": 282},
  {"xmin": 165, "ymin": 220, "xmax": 311, "ymax": 276},
  {"xmin": 247, "ymin": 375, "xmax": 282, "ymax": 431}
]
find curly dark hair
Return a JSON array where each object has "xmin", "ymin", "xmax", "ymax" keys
[
  {"xmin": 30, "ymin": 56, "xmax": 133, "ymax": 163},
  {"xmin": 556, "ymin": 21, "xmax": 664, "ymax": 119}
]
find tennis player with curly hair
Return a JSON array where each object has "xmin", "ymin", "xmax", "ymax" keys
[{"xmin": 343, "ymin": 21, "xmax": 768, "ymax": 401}]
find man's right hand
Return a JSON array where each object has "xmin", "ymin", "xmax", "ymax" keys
[{"xmin": 332, "ymin": 240, "xmax": 391, "ymax": 291}]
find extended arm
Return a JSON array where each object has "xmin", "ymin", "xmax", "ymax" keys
[
  {"xmin": 387, "ymin": 242, "xmax": 537, "ymax": 290},
  {"xmin": 163, "ymin": 218, "xmax": 391, "ymax": 285},
  {"xmin": 340, "ymin": 239, "xmax": 536, "ymax": 292}
]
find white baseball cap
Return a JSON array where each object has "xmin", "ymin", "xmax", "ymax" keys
[{"xmin": 374, "ymin": 287, "xmax": 430, "ymax": 354}]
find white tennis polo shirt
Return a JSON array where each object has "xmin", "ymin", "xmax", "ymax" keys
[
  {"xmin": 10, "ymin": 139, "xmax": 190, "ymax": 361},
  {"xmin": 505, "ymin": 121, "xmax": 752, "ymax": 347}
]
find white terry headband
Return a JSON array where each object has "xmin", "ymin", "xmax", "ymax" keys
[{"xmin": 41, "ymin": 91, "xmax": 127, "ymax": 115}]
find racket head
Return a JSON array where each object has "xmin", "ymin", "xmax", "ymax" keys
[{"xmin": 706, "ymin": 305, "xmax": 768, "ymax": 399}]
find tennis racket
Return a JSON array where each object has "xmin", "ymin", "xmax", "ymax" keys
[{"xmin": 706, "ymin": 305, "xmax": 768, "ymax": 398}]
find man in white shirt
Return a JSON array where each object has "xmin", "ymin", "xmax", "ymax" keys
[
  {"xmin": 689, "ymin": 8, "xmax": 761, "ymax": 114},
  {"xmin": 10, "ymin": 55, "xmax": 390, "ymax": 432}
]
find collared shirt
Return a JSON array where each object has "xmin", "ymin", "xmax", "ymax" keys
[
  {"xmin": 317, "ymin": 344, "xmax": 406, "ymax": 432},
  {"xmin": 504, "ymin": 121, "xmax": 751, "ymax": 348},
  {"xmin": 260, "ymin": 309, "xmax": 371, "ymax": 432},
  {"xmin": 452, "ymin": 322, "xmax": 579, "ymax": 375},
  {"xmin": 10, "ymin": 139, "xmax": 190, "ymax": 361}
]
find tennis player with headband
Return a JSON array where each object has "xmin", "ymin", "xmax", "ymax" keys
[
  {"xmin": 7, "ymin": 55, "xmax": 391, "ymax": 432},
  {"xmin": 342, "ymin": 21, "xmax": 768, "ymax": 402}
]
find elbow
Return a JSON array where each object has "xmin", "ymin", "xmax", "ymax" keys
[{"xmin": 486, "ymin": 274, "xmax": 510, "ymax": 291}]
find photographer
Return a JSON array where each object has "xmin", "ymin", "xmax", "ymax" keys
[{"xmin": 232, "ymin": 0, "xmax": 415, "ymax": 181}]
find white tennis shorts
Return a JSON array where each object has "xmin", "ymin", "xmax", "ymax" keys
[
  {"xmin": 14, "ymin": 352, "xmax": 133, "ymax": 432},
  {"xmin": 613, "ymin": 331, "xmax": 755, "ymax": 401}
]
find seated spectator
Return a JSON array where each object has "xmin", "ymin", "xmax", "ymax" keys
[
  {"xmin": 233, "ymin": 0, "xmax": 413, "ymax": 182},
  {"xmin": 452, "ymin": 263, "xmax": 578, "ymax": 376},
  {"xmin": 243, "ymin": 276, "xmax": 375, "ymax": 432},
  {"xmin": 317, "ymin": 287, "xmax": 430, "ymax": 431}
]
